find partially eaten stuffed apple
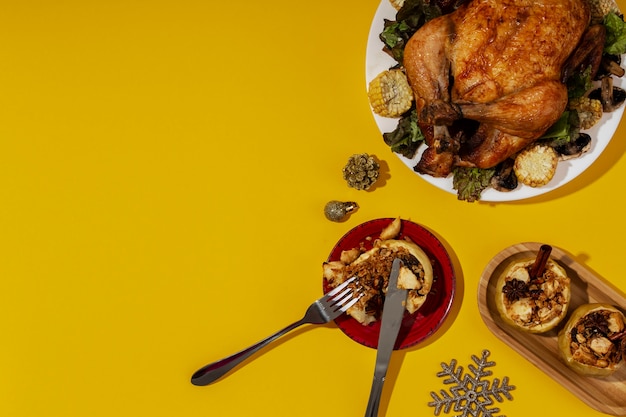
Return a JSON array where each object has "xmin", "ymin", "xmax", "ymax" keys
[{"xmin": 323, "ymin": 218, "xmax": 433, "ymax": 326}]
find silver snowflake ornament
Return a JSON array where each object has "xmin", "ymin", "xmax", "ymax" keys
[{"xmin": 428, "ymin": 349, "xmax": 515, "ymax": 417}]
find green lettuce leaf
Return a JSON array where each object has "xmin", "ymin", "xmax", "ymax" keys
[
  {"xmin": 604, "ymin": 12, "xmax": 626, "ymax": 55},
  {"xmin": 452, "ymin": 167, "xmax": 495, "ymax": 202},
  {"xmin": 382, "ymin": 110, "xmax": 425, "ymax": 158}
]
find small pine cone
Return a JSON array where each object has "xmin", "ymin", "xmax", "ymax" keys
[{"xmin": 342, "ymin": 153, "xmax": 380, "ymax": 190}]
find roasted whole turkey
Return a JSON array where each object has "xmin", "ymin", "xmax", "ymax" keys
[{"xmin": 403, "ymin": 0, "xmax": 600, "ymax": 176}]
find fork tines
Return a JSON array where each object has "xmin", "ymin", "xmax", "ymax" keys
[{"xmin": 325, "ymin": 276, "xmax": 361, "ymax": 313}]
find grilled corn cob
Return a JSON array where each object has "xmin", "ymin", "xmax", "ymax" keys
[
  {"xmin": 367, "ymin": 69, "xmax": 414, "ymax": 118},
  {"xmin": 586, "ymin": 0, "xmax": 621, "ymax": 23},
  {"xmin": 569, "ymin": 96, "xmax": 603, "ymax": 130},
  {"xmin": 514, "ymin": 144, "xmax": 559, "ymax": 187}
]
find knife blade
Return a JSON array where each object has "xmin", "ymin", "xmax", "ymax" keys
[{"xmin": 364, "ymin": 257, "xmax": 408, "ymax": 417}]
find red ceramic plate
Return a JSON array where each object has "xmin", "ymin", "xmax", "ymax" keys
[{"xmin": 323, "ymin": 218, "xmax": 456, "ymax": 349}]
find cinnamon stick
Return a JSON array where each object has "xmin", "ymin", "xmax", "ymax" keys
[
  {"xmin": 529, "ymin": 244, "xmax": 552, "ymax": 279},
  {"xmin": 609, "ymin": 330, "xmax": 626, "ymax": 342}
]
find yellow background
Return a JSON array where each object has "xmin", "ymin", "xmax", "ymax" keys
[{"xmin": 1, "ymin": 1, "xmax": 625, "ymax": 416}]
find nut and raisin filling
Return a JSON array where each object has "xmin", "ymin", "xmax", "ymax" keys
[
  {"xmin": 569, "ymin": 310, "xmax": 626, "ymax": 369},
  {"xmin": 501, "ymin": 263, "xmax": 569, "ymax": 328},
  {"xmin": 345, "ymin": 246, "xmax": 426, "ymax": 320}
]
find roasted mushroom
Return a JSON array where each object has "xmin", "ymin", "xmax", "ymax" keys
[
  {"xmin": 589, "ymin": 76, "xmax": 626, "ymax": 112},
  {"xmin": 490, "ymin": 158, "xmax": 518, "ymax": 192},
  {"xmin": 600, "ymin": 54, "xmax": 625, "ymax": 78},
  {"xmin": 554, "ymin": 133, "xmax": 592, "ymax": 160},
  {"xmin": 597, "ymin": 46, "xmax": 624, "ymax": 75}
]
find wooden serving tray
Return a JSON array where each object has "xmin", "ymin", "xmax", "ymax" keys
[{"xmin": 478, "ymin": 242, "xmax": 626, "ymax": 416}]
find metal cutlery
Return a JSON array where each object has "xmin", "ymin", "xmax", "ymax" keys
[
  {"xmin": 190, "ymin": 276, "xmax": 361, "ymax": 386},
  {"xmin": 364, "ymin": 258, "xmax": 407, "ymax": 417}
]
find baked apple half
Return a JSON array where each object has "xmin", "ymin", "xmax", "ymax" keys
[
  {"xmin": 495, "ymin": 248, "xmax": 570, "ymax": 333},
  {"xmin": 558, "ymin": 303, "xmax": 626, "ymax": 377},
  {"xmin": 323, "ymin": 218, "xmax": 433, "ymax": 326}
]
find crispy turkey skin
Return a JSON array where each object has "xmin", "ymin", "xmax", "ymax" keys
[{"xmin": 403, "ymin": 0, "xmax": 591, "ymax": 176}]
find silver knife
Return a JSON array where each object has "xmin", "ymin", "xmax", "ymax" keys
[{"xmin": 364, "ymin": 257, "xmax": 408, "ymax": 417}]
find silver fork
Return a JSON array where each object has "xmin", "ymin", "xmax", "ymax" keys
[{"xmin": 190, "ymin": 276, "xmax": 361, "ymax": 386}]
